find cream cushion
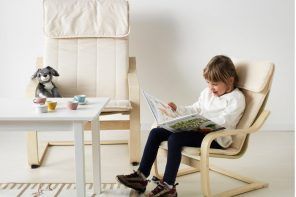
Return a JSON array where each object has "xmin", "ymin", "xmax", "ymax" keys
[
  {"xmin": 103, "ymin": 99, "xmax": 132, "ymax": 112},
  {"xmin": 159, "ymin": 60, "xmax": 275, "ymax": 156},
  {"xmin": 234, "ymin": 59, "xmax": 274, "ymax": 92},
  {"xmin": 44, "ymin": 0, "xmax": 130, "ymax": 112},
  {"xmin": 160, "ymin": 141, "xmax": 240, "ymax": 157},
  {"xmin": 45, "ymin": 37, "xmax": 129, "ymax": 100},
  {"xmin": 43, "ymin": 0, "xmax": 129, "ymax": 38}
]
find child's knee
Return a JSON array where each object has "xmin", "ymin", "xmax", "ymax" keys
[{"xmin": 149, "ymin": 128, "xmax": 162, "ymax": 138}]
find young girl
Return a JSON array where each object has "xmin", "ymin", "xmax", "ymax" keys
[{"xmin": 116, "ymin": 55, "xmax": 246, "ymax": 197}]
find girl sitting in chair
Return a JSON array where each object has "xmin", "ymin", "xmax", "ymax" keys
[{"xmin": 116, "ymin": 55, "xmax": 246, "ymax": 197}]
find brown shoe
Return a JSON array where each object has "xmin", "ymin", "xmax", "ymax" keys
[
  {"xmin": 148, "ymin": 181, "xmax": 178, "ymax": 197},
  {"xmin": 116, "ymin": 170, "xmax": 149, "ymax": 193}
]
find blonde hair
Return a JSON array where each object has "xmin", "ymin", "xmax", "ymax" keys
[{"xmin": 203, "ymin": 55, "xmax": 239, "ymax": 87}]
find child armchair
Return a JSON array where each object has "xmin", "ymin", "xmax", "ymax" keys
[
  {"xmin": 26, "ymin": 0, "xmax": 141, "ymax": 167},
  {"xmin": 153, "ymin": 59, "xmax": 275, "ymax": 196}
]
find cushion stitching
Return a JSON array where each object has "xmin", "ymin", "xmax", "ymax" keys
[
  {"xmin": 76, "ymin": 39, "xmax": 78, "ymax": 92},
  {"xmin": 115, "ymin": 39, "xmax": 117, "ymax": 99},
  {"xmin": 96, "ymin": 39, "xmax": 98, "ymax": 96},
  {"xmin": 57, "ymin": 39, "xmax": 59, "ymax": 83}
]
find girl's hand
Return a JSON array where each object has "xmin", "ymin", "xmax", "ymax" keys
[{"xmin": 168, "ymin": 102, "xmax": 177, "ymax": 111}]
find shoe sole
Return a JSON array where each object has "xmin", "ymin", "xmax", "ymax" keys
[{"xmin": 116, "ymin": 176, "xmax": 146, "ymax": 193}]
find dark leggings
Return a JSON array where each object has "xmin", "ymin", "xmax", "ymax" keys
[{"xmin": 138, "ymin": 127, "xmax": 222, "ymax": 185}]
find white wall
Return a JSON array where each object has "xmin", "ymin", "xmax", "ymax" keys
[
  {"xmin": 0, "ymin": 0, "xmax": 43, "ymax": 97},
  {"xmin": 129, "ymin": 0, "xmax": 295, "ymax": 131},
  {"xmin": 0, "ymin": 0, "xmax": 294, "ymax": 131}
]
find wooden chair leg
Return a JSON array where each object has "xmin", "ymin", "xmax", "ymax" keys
[
  {"xmin": 129, "ymin": 102, "xmax": 141, "ymax": 165},
  {"xmin": 128, "ymin": 57, "xmax": 141, "ymax": 165},
  {"xmin": 200, "ymin": 151, "xmax": 212, "ymax": 197},
  {"xmin": 209, "ymin": 165, "xmax": 268, "ymax": 197},
  {"xmin": 199, "ymin": 154, "xmax": 268, "ymax": 197},
  {"xmin": 27, "ymin": 131, "xmax": 49, "ymax": 168},
  {"xmin": 27, "ymin": 131, "xmax": 39, "ymax": 167},
  {"xmin": 155, "ymin": 147, "xmax": 268, "ymax": 196}
]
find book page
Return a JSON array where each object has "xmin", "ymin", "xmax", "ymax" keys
[
  {"xmin": 143, "ymin": 91, "xmax": 180, "ymax": 123},
  {"xmin": 161, "ymin": 113, "xmax": 225, "ymax": 132},
  {"xmin": 143, "ymin": 90, "xmax": 224, "ymax": 133}
]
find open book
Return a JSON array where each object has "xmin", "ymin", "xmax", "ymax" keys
[{"xmin": 143, "ymin": 91, "xmax": 225, "ymax": 133}]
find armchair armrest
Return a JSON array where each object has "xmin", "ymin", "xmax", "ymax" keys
[
  {"xmin": 201, "ymin": 110, "xmax": 270, "ymax": 154},
  {"xmin": 25, "ymin": 80, "xmax": 38, "ymax": 98},
  {"xmin": 128, "ymin": 57, "xmax": 140, "ymax": 104},
  {"xmin": 127, "ymin": 57, "xmax": 141, "ymax": 163}
]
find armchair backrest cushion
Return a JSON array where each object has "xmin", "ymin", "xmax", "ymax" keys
[
  {"xmin": 43, "ymin": 0, "xmax": 130, "ymax": 99},
  {"xmin": 229, "ymin": 60, "xmax": 275, "ymax": 152},
  {"xmin": 44, "ymin": 37, "xmax": 129, "ymax": 99},
  {"xmin": 43, "ymin": 0, "xmax": 129, "ymax": 38}
]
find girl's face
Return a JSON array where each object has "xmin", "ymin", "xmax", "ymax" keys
[{"xmin": 207, "ymin": 77, "xmax": 234, "ymax": 97}]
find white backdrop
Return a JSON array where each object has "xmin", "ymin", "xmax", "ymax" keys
[{"xmin": 0, "ymin": 0, "xmax": 294, "ymax": 131}]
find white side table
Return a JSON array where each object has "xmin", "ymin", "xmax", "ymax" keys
[{"xmin": 0, "ymin": 97, "xmax": 110, "ymax": 197}]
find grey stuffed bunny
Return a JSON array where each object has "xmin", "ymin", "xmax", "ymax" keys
[{"xmin": 31, "ymin": 66, "xmax": 62, "ymax": 98}]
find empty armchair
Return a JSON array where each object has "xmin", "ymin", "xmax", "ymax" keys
[{"xmin": 26, "ymin": 0, "xmax": 141, "ymax": 167}]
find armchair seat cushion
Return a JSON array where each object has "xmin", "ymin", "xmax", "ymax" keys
[
  {"xmin": 102, "ymin": 99, "xmax": 132, "ymax": 112},
  {"xmin": 159, "ymin": 141, "xmax": 240, "ymax": 158}
]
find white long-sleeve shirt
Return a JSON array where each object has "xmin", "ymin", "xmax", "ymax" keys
[{"xmin": 177, "ymin": 87, "xmax": 246, "ymax": 148}]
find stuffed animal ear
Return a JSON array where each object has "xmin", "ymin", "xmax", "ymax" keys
[
  {"xmin": 46, "ymin": 66, "xmax": 60, "ymax": 77},
  {"xmin": 31, "ymin": 68, "xmax": 41, "ymax": 79}
]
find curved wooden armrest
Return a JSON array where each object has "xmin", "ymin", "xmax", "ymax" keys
[
  {"xmin": 128, "ymin": 57, "xmax": 139, "ymax": 89},
  {"xmin": 128, "ymin": 57, "xmax": 141, "ymax": 163},
  {"xmin": 201, "ymin": 110, "xmax": 270, "ymax": 154},
  {"xmin": 128, "ymin": 57, "xmax": 140, "ymax": 103},
  {"xmin": 25, "ymin": 80, "xmax": 38, "ymax": 98}
]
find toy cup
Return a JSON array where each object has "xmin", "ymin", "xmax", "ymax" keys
[
  {"xmin": 67, "ymin": 101, "xmax": 79, "ymax": 110},
  {"xmin": 74, "ymin": 95, "xmax": 86, "ymax": 103},
  {"xmin": 46, "ymin": 101, "xmax": 57, "ymax": 111},
  {"xmin": 35, "ymin": 104, "xmax": 48, "ymax": 113},
  {"xmin": 33, "ymin": 97, "xmax": 47, "ymax": 105}
]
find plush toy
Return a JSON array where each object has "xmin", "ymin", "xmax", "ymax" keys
[{"xmin": 31, "ymin": 66, "xmax": 62, "ymax": 98}]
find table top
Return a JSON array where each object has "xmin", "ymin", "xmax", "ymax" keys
[{"xmin": 0, "ymin": 97, "xmax": 110, "ymax": 121}]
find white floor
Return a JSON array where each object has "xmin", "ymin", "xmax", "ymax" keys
[{"xmin": 0, "ymin": 130, "xmax": 294, "ymax": 196}]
